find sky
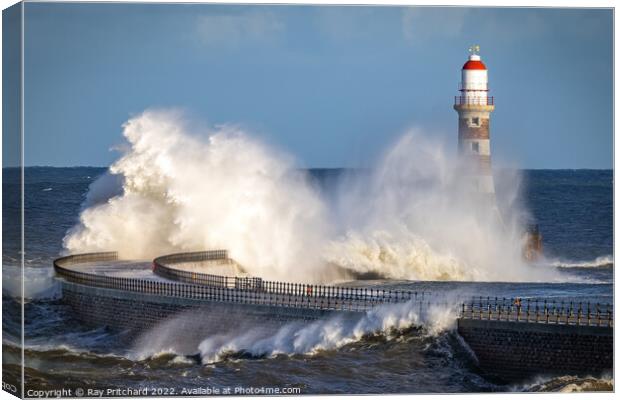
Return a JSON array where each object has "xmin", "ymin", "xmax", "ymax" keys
[{"xmin": 4, "ymin": 3, "xmax": 614, "ymax": 168}]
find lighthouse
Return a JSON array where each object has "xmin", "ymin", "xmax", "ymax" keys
[
  {"xmin": 453, "ymin": 46, "xmax": 543, "ymax": 261},
  {"xmin": 453, "ymin": 46, "xmax": 496, "ymax": 195}
]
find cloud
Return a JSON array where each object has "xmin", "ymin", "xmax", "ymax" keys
[
  {"xmin": 195, "ymin": 11, "xmax": 284, "ymax": 47},
  {"xmin": 401, "ymin": 7, "xmax": 564, "ymax": 45},
  {"xmin": 480, "ymin": 10, "xmax": 547, "ymax": 42},
  {"xmin": 402, "ymin": 7, "xmax": 471, "ymax": 44},
  {"xmin": 314, "ymin": 8, "xmax": 379, "ymax": 41}
]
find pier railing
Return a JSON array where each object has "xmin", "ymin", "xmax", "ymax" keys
[
  {"xmin": 153, "ymin": 251, "xmax": 425, "ymax": 304},
  {"xmin": 460, "ymin": 297, "xmax": 613, "ymax": 327},
  {"xmin": 153, "ymin": 250, "xmax": 234, "ymax": 288},
  {"xmin": 54, "ymin": 252, "xmax": 428, "ymax": 313}
]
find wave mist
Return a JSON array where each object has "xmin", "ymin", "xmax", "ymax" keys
[{"xmin": 323, "ymin": 133, "xmax": 555, "ymax": 282}]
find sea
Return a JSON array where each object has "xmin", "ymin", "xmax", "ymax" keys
[{"xmin": 2, "ymin": 167, "xmax": 614, "ymax": 394}]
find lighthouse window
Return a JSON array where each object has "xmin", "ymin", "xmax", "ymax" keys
[
  {"xmin": 471, "ymin": 142, "xmax": 480, "ymax": 153},
  {"xmin": 470, "ymin": 117, "xmax": 480, "ymax": 127}
]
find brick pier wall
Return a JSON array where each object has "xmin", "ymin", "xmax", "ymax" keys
[{"xmin": 457, "ymin": 318, "xmax": 613, "ymax": 382}]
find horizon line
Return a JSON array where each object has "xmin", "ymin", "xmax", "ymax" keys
[{"xmin": 2, "ymin": 165, "xmax": 614, "ymax": 171}]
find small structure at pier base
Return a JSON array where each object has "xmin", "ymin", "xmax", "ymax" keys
[{"xmin": 523, "ymin": 224, "xmax": 543, "ymax": 262}]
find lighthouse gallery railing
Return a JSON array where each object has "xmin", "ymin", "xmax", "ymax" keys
[{"xmin": 454, "ymin": 96, "xmax": 494, "ymax": 106}]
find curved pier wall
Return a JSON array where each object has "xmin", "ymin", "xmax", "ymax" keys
[
  {"xmin": 457, "ymin": 319, "xmax": 613, "ymax": 382},
  {"xmin": 62, "ymin": 281, "xmax": 360, "ymax": 334}
]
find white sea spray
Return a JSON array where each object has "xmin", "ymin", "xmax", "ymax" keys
[{"xmin": 64, "ymin": 109, "xmax": 562, "ymax": 283}]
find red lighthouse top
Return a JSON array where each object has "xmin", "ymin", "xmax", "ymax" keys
[
  {"xmin": 462, "ymin": 53, "xmax": 486, "ymax": 70},
  {"xmin": 462, "ymin": 59, "xmax": 486, "ymax": 70}
]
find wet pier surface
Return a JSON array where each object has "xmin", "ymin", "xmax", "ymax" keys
[{"xmin": 62, "ymin": 260, "xmax": 166, "ymax": 281}]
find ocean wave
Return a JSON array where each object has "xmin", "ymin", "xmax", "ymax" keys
[
  {"xmin": 170, "ymin": 355, "xmax": 196, "ymax": 365},
  {"xmin": 127, "ymin": 296, "xmax": 461, "ymax": 365},
  {"xmin": 324, "ymin": 229, "xmax": 562, "ymax": 283},
  {"xmin": 130, "ymin": 350, "xmax": 201, "ymax": 367},
  {"xmin": 8, "ymin": 338, "xmax": 200, "ymax": 370},
  {"xmin": 547, "ymin": 255, "xmax": 613, "ymax": 269},
  {"xmin": 3, "ymin": 340, "xmax": 127, "ymax": 365},
  {"xmin": 519, "ymin": 373, "xmax": 613, "ymax": 392},
  {"xmin": 196, "ymin": 300, "xmax": 458, "ymax": 364},
  {"xmin": 23, "ymin": 342, "xmax": 96, "ymax": 355},
  {"xmin": 2, "ymin": 265, "xmax": 61, "ymax": 300}
]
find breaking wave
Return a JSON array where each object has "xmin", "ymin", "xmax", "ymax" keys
[
  {"xmin": 128, "ymin": 299, "xmax": 460, "ymax": 364},
  {"xmin": 63, "ymin": 110, "xmax": 331, "ymax": 283},
  {"xmin": 64, "ymin": 109, "xmax": 561, "ymax": 283},
  {"xmin": 198, "ymin": 301, "xmax": 457, "ymax": 363}
]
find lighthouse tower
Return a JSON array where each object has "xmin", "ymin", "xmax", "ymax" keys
[{"xmin": 453, "ymin": 46, "xmax": 496, "ymax": 195}]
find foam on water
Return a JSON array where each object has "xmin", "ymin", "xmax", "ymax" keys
[{"xmin": 517, "ymin": 373, "xmax": 614, "ymax": 392}]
